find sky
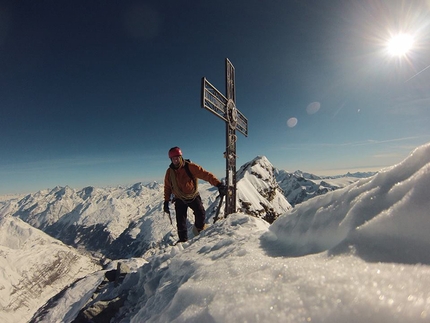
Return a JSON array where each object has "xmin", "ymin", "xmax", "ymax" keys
[
  {"xmin": 3, "ymin": 141, "xmax": 430, "ymax": 322},
  {"xmin": 1, "ymin": 0, "xmax": 430, "ymax": 195}
]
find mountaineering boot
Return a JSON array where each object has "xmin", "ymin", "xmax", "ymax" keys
[
  {"xmin": 178, "ymin": 230, "xmax": 188, "ymax": 243},
  {"xmin": 192, "ymin": 224, "xmax": 208, "ymax": 236},
  {"xmin": 172, "ymin": 239, "xmax": 188, "ymax": 246}
]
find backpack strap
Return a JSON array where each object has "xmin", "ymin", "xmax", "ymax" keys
[{"xmin": 183, "ymin": 159, "xmax": 195, "ymax": 181}]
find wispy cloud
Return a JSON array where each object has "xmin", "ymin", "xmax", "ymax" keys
[
  {"xmin": 277, "ymin": 135, "xmax": 429, "ymax": 151},
  {"xmin": 336, "ymin": 136, "xmax": 428, "ymax": 147}
]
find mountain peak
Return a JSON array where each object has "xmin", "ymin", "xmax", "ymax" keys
[
  {"xmin": 250, "ymin": 155, "xmax": 272, "ymax": 166},
  {"xmin": 293, "ymin": 170, "xmax": 322, "ymax": 180},
  {"xmin": 78, "ymin": 186, "xmax": 96, "ymax": 200},
  {"xmin": 237, "ymin": 156, "xmax": 273, "ymax": 179},
  {"xmin": 145, "ymin": 181, "xmax": 161, "ymax": 190},
  {"xmin": 236, "ymin": 155, "xmax": 291, "ymax": 223}
]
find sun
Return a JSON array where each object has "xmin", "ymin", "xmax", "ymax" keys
[{"xmin": 386, "ymin": 33, "xmax": 414, "ymax": 57}]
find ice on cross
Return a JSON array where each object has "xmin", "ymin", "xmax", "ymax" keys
[{"xmin": 201, "ymin": 58, "xmax": 248, "ymax": 216}]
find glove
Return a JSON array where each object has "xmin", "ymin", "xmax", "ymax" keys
[
  {"xmin": 217, "ymin": 183, "xmax": 227, "ymax": 196},
  {"xmin": 163, "ymin": 201, "xmax": 170, "ymax": 214}
]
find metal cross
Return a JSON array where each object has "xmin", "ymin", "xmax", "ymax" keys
[{"xmin": 201, "ymin": 58, "xmax": 248, "ymax": 217}]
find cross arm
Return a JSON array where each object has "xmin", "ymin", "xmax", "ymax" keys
[
  {"xmin": 236, "ymin": 109, "xmax": 248, "ymax": 137},
  {"xmin": 201, "ymin": 77, "xmax": 228, "ymax": 122}
]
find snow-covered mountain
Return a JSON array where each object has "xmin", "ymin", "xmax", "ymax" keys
[
  {"xmin": 0, "ymin": 155, "xmax": 386, "ymax": 322},
  {"xmin": 18, "ymin": 142, "xmax": 430, "ymax": 323},
  {"xmin": 0, "ymin": 215, "xmax": 100, "ymax": 323},
  {"xmin": 0, "ymin": 183, "xmax": 172, "ymax": 260},
  {"xmin": 275, "ymin": 168, "xmax": 365, "ymax": 206},
  {"xmin": 236, "ymin": 156, "xmax": 292, "ymax": 222}
]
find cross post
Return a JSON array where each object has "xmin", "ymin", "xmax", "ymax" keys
[{"xmin": 201, "ymin": 58, "xmax": 248, "ymax": 217}]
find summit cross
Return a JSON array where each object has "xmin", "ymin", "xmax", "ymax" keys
[{"xmin": 201, "ymin": 58, "xmax": 248, "ymax": 217}]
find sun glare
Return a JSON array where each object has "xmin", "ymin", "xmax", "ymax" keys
[{"xmin": 386, "ymin": 33, "xmax": 414, "ymax": 57}]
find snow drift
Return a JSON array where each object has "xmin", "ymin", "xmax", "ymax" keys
[{"xmin": 261, "ymin": 142, "xmax": 430, "ymax": 264}]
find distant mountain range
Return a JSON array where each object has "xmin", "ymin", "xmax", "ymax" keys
[{"xmin": 1, "ymin": 156, "xmax": 373, "ymax": 260}]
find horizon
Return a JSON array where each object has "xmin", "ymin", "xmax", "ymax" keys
[
  {"xmin": 0, "ymin": 146, "xmax": 412, "ymax": 196},
  {"xmin": 2, "ymin": 1, "xmax": 430, "ymax": 195},
  {"xmin": 0, "ymin": 152, "xmax": 381, "ymax": 198}
]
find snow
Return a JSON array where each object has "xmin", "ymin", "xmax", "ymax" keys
[
  {"xmin": 120, "ymin": 213, "xmax": 430, "ymax": 323},
  {"xmin": 0, "ymin": 216, "xmax": 100, "ymax": 323},
  {"xmin": 2, "ymin": 142, "xmax": 430, "ymax": 322}
]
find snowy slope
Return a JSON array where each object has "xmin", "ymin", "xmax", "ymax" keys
[
  {"xmin": 0, "ymin": 215, "xmax": 100, "ymax": 323},
  {"xmin": 27, "ymin": 142, "xmax": 430, "ymax": 323}
]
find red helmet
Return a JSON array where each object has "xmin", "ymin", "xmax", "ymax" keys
[{"xmin": 168, "ymin": 147, "xmax": 182, "ymax": 158}]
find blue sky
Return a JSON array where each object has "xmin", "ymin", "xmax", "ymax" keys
[{"xmin": 1, "ymin": 0, "xmax": 430, "ymax": 195}]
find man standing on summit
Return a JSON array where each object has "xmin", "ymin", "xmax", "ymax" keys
[{"xmin": 164, "ymin": 146, "xmax": 226, "ymax": 243}]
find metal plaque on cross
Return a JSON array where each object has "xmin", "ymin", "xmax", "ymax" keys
[{"xmin": 201, "ymin": 58, "xmax": 248, "ymax": 217}]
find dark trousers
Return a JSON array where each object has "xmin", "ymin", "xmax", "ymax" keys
[{"xmin": 175, "ymin": 195, "xmax": 206, "ymax": 241}]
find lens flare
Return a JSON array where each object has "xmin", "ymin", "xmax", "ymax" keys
[
  {"xmin": 386, "ymin": 33, "xmax": 414, "ymax": 57},
  {"xmin": 306, "ymin": 102, "xmax": 321, "ymax": 115},
  {"xmin": 287, "ymin": 117, "xmax": 298, "ymax": 128}
]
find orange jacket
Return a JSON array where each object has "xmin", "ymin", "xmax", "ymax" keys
[{"xmin": 164, "ymin": 161, "xmax": 221, "ymax": 201}]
